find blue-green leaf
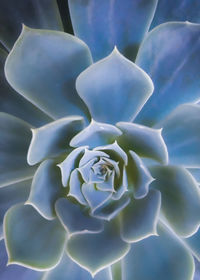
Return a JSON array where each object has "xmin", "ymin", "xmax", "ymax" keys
[
  {"xmin": 26, "ymin": 160, "xmax": 64, "ymax": 220},
  {"xmin": 27, "ymin": 116, "xmax": 84, "ymax": 165},
  {"xmin": 158, "ymin": 104, "xmax": 200, "ymax": 167},
  {"xmin": 120, "ymin": 189, "xmax": 161, "ymax": 243},
  {"xmin": 76, "ymin": 48, "xmax": 153, "ymax": 124},
  {"xmin": 151, "ymin": 0, "xmax": 200, "ymax": 30},
  {"xmin": 150, "ymin": 165, "xmax": 200, "ymax": 237},
  {"xmin": 55, "ymin": 198, "xmax": 103, "ymax": 236},
  {"xmin": 69, "ymin": 0, "xmax": 158, "ymax": 61},
  {"xmin": 4, "ymin": 204, "xmax": 66, "ymax": 270},
  {"xmin": 5, "ymin": 26, "xmax": 92, "ymax": 120},
  {"xmin": 135, "ymin": 22, "xmax": 200, "ymax": 126},
  {"xmin": 70, "ymin": 120, "xmax": 122, "ymax": 148},
  {"xmin": 117, "ymin": 122, "xmax": 168, "ymax": 164},
  {"xmin": 0, "ymin": 179, "xmax": 31, "ymax": 239},
  {"xmin": 122, "ymin": 224, "xmax": 194, "ymax": 280},
  {"xmin": 0, "ymin": 113, "xmax": 36, "ymax": 187},
  {"xmin": 68, "ymin": 169, "xmax": 87, "ymax": 205},
  {"xmin": 184, "ymin": 228, "xmax": 200, "ymax": 261},
  {"xmin": 42, "ymin": 252, "xmax": 111, "ymax": 280},
  {"xmin": 0, "ymin": 47, "xmax": 52, "ymax": 127},
  {"xmin": 67, "ymin": 218, "xmax": 130, "ymax": 276}
]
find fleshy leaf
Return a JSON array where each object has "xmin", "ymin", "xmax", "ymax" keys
[
  {"xmin": 42, "ymin": 252, "xmax": 111, "ymax": 280},
  {"xmin": 188, "ymin": 168, "xmax": 200, "ymax": 183},
  {"xmin": 0, "ymin": 179, "xmax": 31, "ymax": 239},
  {"xmin": 0, "ymin": 47, "xmax": 52, "ymax": 127},
  {"xmin": 122, "ymin": 224, "xmax": 194, "ymax": 280},
  {"xmin": 79, "ymin": 149, "xmax": 109, "ymax": 167},
  {"xmin": 158, "ymin": 104, "xmax": 200, "ymax": 167},
  {"xmin": 0, "ymin": 240, "xmax": 42, "ymax": 280},
  {"xmin": 126, "ymin": 151, "xmax": 154, "ymax": 199},
  {"xmin": 82, "ymin": 183, "xmax": 112, "ymax": 212},
  {"xmin": 4, "ymin": 204, "xmax": 66, "ymax": 270},
  {"xmin": 70, "ymin": 120, "xmax": 122, "ymax": 148},
  {"xmin": 150, "ymin": 165, "xmax": 200, "ymax": 237},
  {"xmin": 5, "ymin": 26, "xmax": 92, "ymax": 120},
  {"xmin": 69, "ymin": 0, "xmax": 158, "ymax": 61},
  {"xmin": 0, "ymin": 0, "xmax": 63, "ymax": 50},
  {"xmin": 58, "ymin": 146, "xmax": 87, "ymax": 187},
  {"xmin": 67, "ymin": 218, "xmax": 130, "ymax": 276},
  {"xmin": 55, "ymin": 198, "xmax": 103, "ymax": 236},
  {"xmin": 0, "ymin": 113, "xmax": 36, "ymax": 187},
  {"xmin": 68, "ymin": 169, "xmax": 87, "ymax": 205},
  {"xmin": 117, "ymin": 122, "xmax": 168, "ymax": 164},
  {"xmin": 151, "ymin": 0, "xmax": 200, "ymax": 30},
  {"xmin": 135, "ymin": 22, "xmax": 200, "ymax": 126},
  {"xmin": 184, "ymin": 228, "xmax": 200, "ymax": 261},
  {"xmin": 120, "ymin": 189, "xmax": 161, "ymax": 243},
  {"xmin": 76, "ymin": 48, "xmax": 154, "ymax": 124},
  {"xmin": 26, "ymin": 160, "xmax": 64, "ymax": 220},
  {"xmin": 27, "ymin": 116, "xmax": 84, "ymax": 165},
  {"xmin": 79, "ymin": 158, "xmax": 98, "ymax": 183}
]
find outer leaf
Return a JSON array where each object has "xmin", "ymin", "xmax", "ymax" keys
[
  {"xmin": 135, "ymin": 22, "xmax": 200, "ymax": 126},
  {"xmin": 0, "ymin": 179, "xmax": 31, "ymax": 239},
  {"xmin": 69, "ymin": 0, "xmax": 158, "ymax": 61},
  {"xmin": 0, "ymin": 240, "xmax": 42, "ymax": 280},
  {"xmin": 184, "ymin": 228, "xmax": 200, "ymax": 261},
  {"xmin": 117, "ymin": 122, "xmax": 168, "ymax": 164},
  {"xmin": 0, "ymin": 0, "xmax": 63, "ymax": 50},
  {"xmin": 158, "ymin": 104, "xmax": 200, "ymax": 167},
  {"xmin": 5, "ymin": 26, "xmax": 92, "ymax": 120},
  {"xmin": 0, "ymin": 113, "xmax": 36, "ymax": 187},
  {"xmin": 120, "ymin": 189, "xmax": 161, "ymax": 243},
  {"xmin": 27, "ymin": 160, "xmax": 64, "ymax": 220},
  {"xmin": 27, "ymin": 116, "xmax": 84, "ymax": 165},
  {"xmin": 122, "ymin": 224, "xmax": 194, "ymax": 280},
  {"xmin": 67, "ymin": 218, "xmax": 130, "ymax": 276},
  {"xmin": 4, "ymin": 204, "xmax": 66, "ymax": 270},
  {"xmin": 150, "ymin": 165, "xmax": 200, "ymax": 237},
  {"xmin": 42, "ymin": 252, "xmax": 111, "ymax": 280},
  {"xmin": 0, "ymin": 47, "xmax": 52, "ymax": 126},
  {"xmin": 151, "ymin": 0, "xmax": 200, "ymax": 30},
  {"xmin": 76, "ymin": 48, "xmax": 153, "ymax": 124}
]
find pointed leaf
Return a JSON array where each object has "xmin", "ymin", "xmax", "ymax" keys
[
  {"xmin": 70, "ymin": 120, "xmax": 122, "ymax": 148},
  {"xmin": 27, "ymin": 160, "xmax": 64, "ymax": 220},
  {"xmin": 27, "ymin": 116, "xmax": 84, "ymax": 165},
  {"xmin": 150, "ymin": 165, "xmax": 200, "ymax": 237},
  {"xmin": 158, "ymin": 104, "xmax": 200, "ymax": 167},
  {"xmin": 69, "ymin": 0, "xmax": 158, "ymax": 61},
  {"xmin": 120, "ymin": 189, "xmax": 161, "ymax": 243},
  {"xmin": 0, "ymin": 0, "xmax": 63, "ymax": 50},
  {"xmin": 4, "ymin": 204, "xmax": 66, "ymax": 270},
  {"xmin": 55, "ymin": 198, "xmax": 103, "ymax": 236},
  {"xmin": 135, "ymin": 22, "xmax": 200, "ymax": 126},
  {"xmin": 122, "ymin": 224, "xmax": 194, "ymax": 280},
  {"xmin": 117, "ymin": 122, "xmax": 168, "ymax": 164},
  {"xmin": 0, "ymin": 113, "xmax": 36, "ymax": 187},
  {"xmin": 67, "ymin": 218, "xmax": 130, "ymax": 276},
  {"xmin": 68, "ymin": 169, "xmax": 87, "ymax": 205},
  {"xmin": 76, "ymin": 48, "xmax": 154, "ymax": 124},
  {"xmin": 5, "ymin": 26, "xmax": 92, "ymax": 120}
]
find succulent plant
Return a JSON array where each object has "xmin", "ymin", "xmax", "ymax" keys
[{"xmin": 1, "ymin": 0, "xmax": 200, "ymax": 280}]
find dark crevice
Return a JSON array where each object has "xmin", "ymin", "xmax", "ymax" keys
[{"xmin": 56, "ymin": 0, "xmax": 74, "ymax": 34}]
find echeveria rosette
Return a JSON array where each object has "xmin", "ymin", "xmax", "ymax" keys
[{"xmin": 1, "ymin": 1, "xmax": 200, "ymax": 280}]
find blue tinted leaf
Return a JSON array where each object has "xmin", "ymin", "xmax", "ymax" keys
[
  {"xmin": 55, "ymin": 198, "xmax": 103, "ymax": 236},
  {"xmin": 67, "ymin": 218, "xmax": 130, "ymax": 276},
  {"xmin": 0, "ymin": 113, "xmax": 36, "ymax": 187},
  {"xmin": 27, "ymin": 160, "xmax": 64, "ymax": 220},
  {"xmin": 120, "ymin": 189, "xmax": 161, "ymax": 243},
  {"xmin": 184, "ymin": 228, "xmax": 200, "ymax": 261},
  {"xmin": 68, "ymin": 169, "xmax": 87, "ymax": 205},
  {"xmin": 27, "ymin": 116, "xmax": 84, "ymax": 165},
  {"xmin": 76, "ymin": 48, "xmax": 153, "ymax": 124},
  {"xmin": 135, "ymin": 22, "xmax": 200, "ymax": 126},
  {"xmin": 122, "ymin": 224, "xmax": 194, "ymax": 280},
  {"xmin": 69, "ymin": 0, "xmax": 158, "ymax": 61},
  {"xmin": 150, "ymin": 165, "xmax": 200, "ymax": 237},
  {"xmin": 5, "ymin": 26, "xmax": 92, "ymax": 120},
  {"xmin": 4, "ymin": 204, "xmax": 66, "ymax": 270},
  {"xmin": 158, "ymin": 104, "xmax": 200, "ymax": 167}
]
